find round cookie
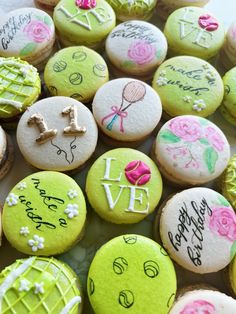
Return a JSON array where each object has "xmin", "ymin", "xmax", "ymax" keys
[
  {"xmin": 0, "ymin": 126, "xmax": 14, "ymax": 180},
  {"xmin": 154, "ymin": 115, "xmax": 230, "ymax": 186},
  {"xmin": 105, "ymin": 21, "xmax": 168, "ymax": 78},
  {"xmin": 164, "ymin": 7, "xmax": 225, "ymax": 60},
  {"xmin": 169, "ymin": 289, "xmax": 236, "ymax": 314},
  {"xmin": 92, "ymin": 78, "xmax": 162, "ymax": 144},
  {"xmin": 158, "ymin": 187, "xmax": 236, "ymax": 273},
  {"xmin": 44, "ymin": 46, "xmax": 109, "ymax": 103},
  {"xmin": 34, "ymin": 0, "xmax": 59, "ymax": 15},
  {"xmin": 220, "ymin": 21, "xmax": 236, "ymax": 70},
  {"xmin": 2, "ymin": 171, "xmax": 86, "ymax": 256},
  {"xmin": 229, "ymin": 256, "xmax": 236, "ymax": 297},
  {"xmin": 53, "ymin": 0, "xmax": 116, "ymax": 49},
  {"xmin": 86, "ymin": 148, "xmax": 163, "ymax": 224},
  {"xmin": 106, "ymin": 0, "xmax": 157, "ymax": 22},
  {"xmin": 152, "ymin": 56, "xmax": 224, "ymax": 118},
  {"xmin": 221, "ymin": 154, "xmax": 236, "ymax": 211},
  {"xmin": 0, "ymin": 256, "xmax": 83, "ymax": 313},
  {"xmin": 87, "ymin": 234, "xmax": 177, "ymax": 314},
  {"xmin": 0, "ymin": 8, "xmax": 55, "ymax": 69},
  {"xmin": 17, "ymin": 96, "xmax": 98, "ymax": 172}
]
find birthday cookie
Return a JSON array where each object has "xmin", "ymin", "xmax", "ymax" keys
[
  {"xmin": 2, "ymin": 171, "xmax": 86, "ymax": 256},
  {"xmin": 16, "ymin": 96, "xmax": 98, "ymax": 172},
  {"xmin": 158, "ymin": 187, "xmax": 236, "ymax": 273},
  {"xmin": 44, "ymin": 46, "xmax": 109, "ymax": 103},
  {"xmin": 87, "ymin": 234, "xmax": 177, "ymax": 314},
  {"xmin": 92, "ymin": 78, "xmax": 162, "ymax": 144},
  {"xmin": 0, "ymin": 256, "xmax": 83, "ymax": 313},
  {"xmin": 86, "ymin": 148, "xmax": 163, "ymax": 224},
  {"xmin": 0, "ymin": 126, "xmax": 14, "ymax": 180},
  {"xmin": 220, "ymin": 21, "xmax": 236, "ymax": 70},
  {"xmin": 152, "ymin": 56, "xmax": 224, "ymax": 118}
]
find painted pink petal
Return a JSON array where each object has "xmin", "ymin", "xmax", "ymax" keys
[{"xmin": 198, "ymin": 14, "xmax": 219, "ymax": 31}]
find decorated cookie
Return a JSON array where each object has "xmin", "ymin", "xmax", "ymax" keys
[
  {"xmin": 92, "ymin": 78, "xmax": 162, "ymax": 143},
  {"xmin": 2, "ymin": 171, "xmax": 86, "ymax": 255},
  {"xmin": 53, "ymin": 0, "xmax": 116, "ymax": 49},
  {"xmin": 152, "ymin": 56, "xmax": 224, "ymax": 118},
  {"xmin": 105, "ymin": 21, "xmax": 168, "ymax": 78},
  {"xmin": 164, "ymin": 7, "xmax": 224, "ymax": 60},
  {"xmin": 17, "ymin": 96, "xmax": 98, "ymax": 172},
  {"xmin": 0, "ymin": 126, "xmax": 14, "ymax": 180},
  {"xmin": 220, "ymin": 67, "xmax": 236, "ymax": 126},
  {"xmin": 221, "ymin": 154, "xmax": 236, "ymax": 211},
  {"xmin": 0, "ymin": 256, "xmax": 83, "ymax": 313},
  {"xmin": 169, "ymin": 289, "xmax": 236, "ymax": 314},
  {"xmin": 106, "ymin": 0, "xmax": 157, "ymax": 21},
  {"xmin": 229, "ymin": 256, "xmax": 236, "ymax": 297},
  {"xmin": 153, "ymin": 115, "xmax": 230, "ymax": 186},
  {"xmin": 86, "ymin": 148, "xmax": 163, "ymax": 224},
  {"xmin": 87, "ymin": 234, "xmax": 177, "ymax": 314},
  {"xmin": 0, "ymin": 8, "xmax": 55, "ymax": 69},
  {"xmin": 44, "ymin": 46, "xmax": 109, "ymax": 103},
  {"xmin": 34, "ymin": 0, "xmax": 60, "ymax": 15},
  {"xmin": 158, "ymin": 187, "xmax": 236, "ymax": 273},
  {"xmin": 220, "ymin": 21, "xmax": 236, "ymax": 70}
]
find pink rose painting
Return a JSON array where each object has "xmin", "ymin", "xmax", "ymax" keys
[
  {"xmin": 169, "ymin": 117, "xmax": 202, "ymax": 142},
  {"xmin": 24, "ymin": 20, "xmax": 51, "ymax": 43},
  {"xmin": 204, "ymin": 127, "xmax": 225, "ymax": 152},
  {"xmin": 128, "ymin": 40, "xmax": 156, "ymax": 65},
  {"xmin": 180, "ymin": 300, "xmax": 216, "ymax": 314}
]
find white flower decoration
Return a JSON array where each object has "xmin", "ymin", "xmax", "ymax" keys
[
  {"xmin": 19, "ymin": 279, "xmax": 30, "ymax": 292},
  {"xmin": 17, "ymin": 182, "xmax": 27, "ymax": 191},
  {"xmin": 64, "ymin": 204, "xmax": 79, "ymax": 219},
  {"xmin": 192, "ymin": 99, "xmax": 206, "ymax": 112},
  {"xmin": 183, "ymin": 95, "xmax": 192, "ymax": 103},
  {"xmin": 6, "ymin": 193, "xmax": 18, "ymax": 206},
  {"xmin": 28, "ymin": 235, "xmax": 44, "ymax": 252},
  {"xmin": 156, "ymin": 76, "xmax": 168, "ymax": 86},
  {"xmin": 206, "ymin": 71, "xmax": 215, "ymax": 81},
  {"xmin": 67, "ymin": 189, "xmax": 78, "ymax": 200},
  {"xmin": 20, "ymin": 227, "xmax": 30, "ymax": 237},
  {"xmin": 34, "ymin": 282, "xmax": 44, "ymax": 294},
  {"xmin": 159, "ymin": 70, "xmax": 166, "ymax": 77},
  {"xmin": 203, "ymin": 64, "xmax": 210, "ymax": 70}
]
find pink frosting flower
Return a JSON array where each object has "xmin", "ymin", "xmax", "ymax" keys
[
  {"xmin": 180, "ymin": 300, "xmax": 216, "ymax": 314},
  {"xmin": 24, "ymin": 21, "xmax": 51, "ymax": 43},
  {"xmin": 209, "ymin": 207, "xmax": 236, "ymax": 242},
  {"xmin": 75, "ymin": 0, "xmax": 97, "ymax": 9},
  {"xmin": 204, "ymin": 127, "xmax": 225, "ymax": 152},
  {"xmin": 128, "ymin": 40, "xmax": 156, "ymax": 65},
  {"xmin": 198, "ymin": 14, "xmax": 219, "ymax": 32},
  {"xmin": 169, "ymin": 117, "xmax": 202, "ymax": 142}
]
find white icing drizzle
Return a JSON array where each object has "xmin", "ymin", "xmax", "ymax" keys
[
  {"xmin": 0, "ymin": 60, "xmax": 36, "ymax": 75},
  {"xmin": 0, "ymin": 257, "xmax": 35, "ymax": 312},
  {"xmin": 60, "ymin": 296, "xmax": 82, "ymax": 314},
  {"xmin": 0, "ymin": 99, "xmax": 23, "ymax": 110}
]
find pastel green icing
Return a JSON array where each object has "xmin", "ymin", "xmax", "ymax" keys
[{"xmin": 222, "ymin": 155, "xmax": 236, "ymax": 211}]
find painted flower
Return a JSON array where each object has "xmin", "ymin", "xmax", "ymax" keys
[
  {"xmin": 169, "ymin": 117, "xmax": 202, "ymax": 142},
  {"xmin": 28, "ymin": 235, "xmax": 45, "ymax": 252},
  {"xmin": 180, "ymin": 299, "xmax": 216, "ymax": 314},
  {"xmin": 128, "ymin": 40, "xmax": 156, "ymax": 65},
  {"xmin": 67, "ymin": 189, "xmax": 78, "ymax": 199},
  {"xmin": 198, "ymin": 14, "xmax": 219, "ymax": 32},
  {"xmin": 166, "ymin": 146, "xmax": 199, "ymax": 169},
  {"xmin": 24, "ymin": 20, "xmax": 51, "ymax": 43},
  {"xmin": 204, "ymin": 127, "xmax": 225, "ymax": 152},
  {"xmin": 156, "ymin": 76, "xmax": 168, "ymax": 86},
  {"xmin": 34, "ymin": 282, "xmax": 44, "ymax": 294},
  {"xmin": 209, "ymin": 207, "xmax": 236, "ymax": 242},
  {"xmin": 64, "ymin": 204, "xmax": 79, "ymax": 219},
  {"xmin": 159, "ymin": 70, "xmax": 166, "ymax": 77},
  {"xmin": 206, "ymin": 71, "xmax": 215, "ymax": 81},
  {"xmin": 17, "ymin": 182, "xmax": 27, "ymax": 190},
  {"xmin": 20, "ymin": 227, "xmax": 30, "ymax": 237},
  {"xmin": 183, "ymin": 95, "xmax": 192, "ymax": 103},
  {"xmin": 192, "ymin": 99, "xmax": 206, "ymax": 112},
  {"xmin": 6, "ymin": 193, "xmax": 18, "ymax": 207}
]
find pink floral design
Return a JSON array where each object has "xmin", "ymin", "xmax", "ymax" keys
[
  {"xmin": 75, "ymin": 0, "xmax": 96, "ymax": 9},
  {"xmin": 204, "ymin": 127, "xmax": 225, "ymax": 152},
  {"xmin": 128, "ymin": 40, "xmax": 156, "ymax": 65},
  {"xmin": 169, "ymin": 117, "xmax": 202, "ymax": 142},
  {"xmin": 180, "ymin": 300, "xmax": 216, "ymax": 314},
  {"xmin": 24, "ymin": 21, "xmax": 51, "ymax": 43},
  {"xmin": 166, "ymin": 146, "xmax": 200, "ymax": 169},
  {"xmin": 209, "ymin": 207, "xmax": 236, "ymax": 242}
]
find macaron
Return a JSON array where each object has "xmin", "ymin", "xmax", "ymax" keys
[
  {"xmin": 229, "ymin": 255, "xmax": 236, "ymax": 297},
  {"xmin": 220, "ymin": 67, "xmax": 236, "ymax": 126},
  {"xmin": 53, "ymin": 0, "xmax": 116, "ymax": 49},
  {"xmin": 17, "ymin": 96, "xmax": 98, "ymax": 172},
  {"xmin": 44, "ymin": 46, "xmax": 109, "ymax": 103},
  {"xmin": 164, "ymin": 7, "xmax": 225, "ymax": 60},
  {"xmin": 153, "ymin": 115, "xmax": 230, "ymax": 186},
  {"xmin": 0, "ymin": 256, "xmax": 83, "ymax": 313},
  {"xmin": 152, "ymin": 56, "xmax": 224, "ymax": 118},
  {"xmin": 92, "ymin": 78, "xmax": 162, "ymax": 145},
  {"xmin": 87, "ymin": 234, "xmax": 177, "ymax": 314},
  {"xmin": 157, "ymin": 187, "xmax": 236, "ymax": 273},
  {"xmin": 86, "ymin": 148, "xmax": 163, "ymax": 224},
  {"xmin": 105, "ymin": 20, "xmax": 168, "ymax": 79},
  {"xmin": 221, "ymin": 154, "xmax": 236, "ymax": 211},
  {"xmin": 0, "ymin": 57, "xmax": 41, "ymax": 128},
  {"xmin": 0, "ymin": 8, "xmax": 55, "ymax": 69},
  {"xmin": 169, "ymin": 289, "xmax": 236, "ymax": 313},
  {"xmin": 220, "ymin": 21, "xmax": 236, "ymax": 70},
  {"xmin": 34, "ymin": 0, "xmax": 59, "ymax": 15},
  {"xmin": 106, "ymin": 0, "xmax": 157, "ymax": 22},
  {"xmin": 2, "ymin": 171, "xmax": 86, "ymax": 256},
  {"xmin": 0, "ymin": 126, "xmax": 14, "ymax": 180}
]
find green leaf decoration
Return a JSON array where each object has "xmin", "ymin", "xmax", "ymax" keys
[
  {"xmin": 159, "ymin": 130, "xmax": 181, "ymax": 143},
  {"xmin": 230, "ymin": 241, "xmax": 236, "ymax": 260},
  {"xmin": 203, "ymin": 147, "xmax": 218, "ymax": 174},
  {"xmin": 199, "ymin": 118, "xmax": 209, "ymax": 126},
  {"xmin": 44, "ymin": 15, "xmax": 52, "ymax": 26},
  {"xmin": 156, "ymin": 50, "xmax": 162, "ymax": 59},
  {"xmin": 217, "ymin": 195, "xmax": 231, "ymax": 207},
  {"xmin": 20, "ymin": 43, "xmax": 37, "ymax": 56},
  {"xmin": 122, "ymin": 60, "xmax": 135, "ymax": 68},
  {"xmin": 199, "ymin": 138, "xmax": 210, "ymax": 145},
  {"xmin": 35, "ymin": 15, "xmax": 43, "ymax": 21}
]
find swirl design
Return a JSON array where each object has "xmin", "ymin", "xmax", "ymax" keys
[
  {"xmin": 123, "ymin": 235, "xmax": 137, "ymax": 244},
  {"xmin": 72, "ymin": 51, "xmax": 87, "ymax": 62},
  {"xmin": 143, "ymin": 260, "xmax": 159, "ymax": 278},
  {"xmin": 53, "ymin": 61, "xmax": 67, "ymax": 72},
  {"xmin": 118, "ymin": 290, "xmax": 134, "ymax": 308},
  {"xmin": 89, "ymin": 278, "xmax": 95, "ymax": 296},
  {"xmin": 113, "ymin": 257, "xmax": 128, "ymax": 275},
  {"xmin": 69, "ymin": 73, "xmax": 83, "ymax": 85}
]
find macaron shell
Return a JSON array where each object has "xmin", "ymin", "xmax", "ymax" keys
[
  {"xmin": 87, "ymin": 234, "xmax": 177, "ymax": 314},
  {"xmin": 221, "ymin": 67, "xmax": 236, "ymax": 122},
  {"xmin": 222, "ymin": 154, "xmax": 236, "ymax": 210},
  {"xmin": 220, "ymin": 21, "xmax": 236, "ymax": 69},
  {"xmin": 229, "ymin": 256, "xmax": 236, "ymax": 296}
]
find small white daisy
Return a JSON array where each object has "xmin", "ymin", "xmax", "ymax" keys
[
  {"xmin": 183, "ymin": 95, "xmax": 192, "ymax": 103},
  {"xmin": 159, "ymin": 70, "xmax": 166, "ymax": 77},
  {"xmin": 17, "ymin": 182, "xmax": 27, "ymax": 191},
  {"xmin": 20, "ymin": 226, "xmax": 30, "ymax": 237},
  {"xmin": 28, "ymin": 235, "xmax": 44, "ymax": 252},
  {"xmin": 192, "ymin": 99, "xmax": 206, "ymax": 112},
  {"xmin": 67, "ymin": 189, "xmax": 78, "ymax": 200},
  {"xmin": 64, "ymin": 204, "xmax": 79, "ymax": 219},
  {"xmin": 34, "ymin": 282, "xmax": 44, "ymax": 294},
  {"xmin": 6, "ymin": 193, "xmax": 18, "ymax": 207},
  {"xmin": 19, "ymin": 279, "xmax": 30, "ymax": 292},
  {"xmin": 156, "ymin": 76, "xmax": 168, "ymax": 86}
]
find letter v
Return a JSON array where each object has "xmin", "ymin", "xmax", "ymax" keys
[{"xmin": 102, "ymin": 184, "xmax": 125, "ymax": 210}]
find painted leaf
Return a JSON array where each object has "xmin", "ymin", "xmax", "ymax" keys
[
  {"xmin": 44, "ymin": 15, "xmax": 52, "ymax": 26},
  {"xmin": 199, "ymin": 118, "xmax": 209, "ymax": 126},
  {"xmin": 203, "ymin": 147, "xmax": 218, "ymax": 173},
  {"xmin": 230, "ymin": 241, "xmax": 236, "ymax": 260},
  {"xmin": 20, "ymin": 43, "xmax": 37, "ymax": 56},
  {"xmin": 122, "ymin": 60, "xmax": 135, "ymax": 68},
  {"xmin": 35, "ymin": 15, "xmax": 43, "ymax": 21},
  {"xmin": 199, "ymin": 138, "xmax": 209, "ymax": 145},
  {"xmin": 159, "ymin": 130, "xmax": 181, "ymax": 143},
  {"xmin": 217, "ymin": 195, "xmax": 231, "ymax": 207}
]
